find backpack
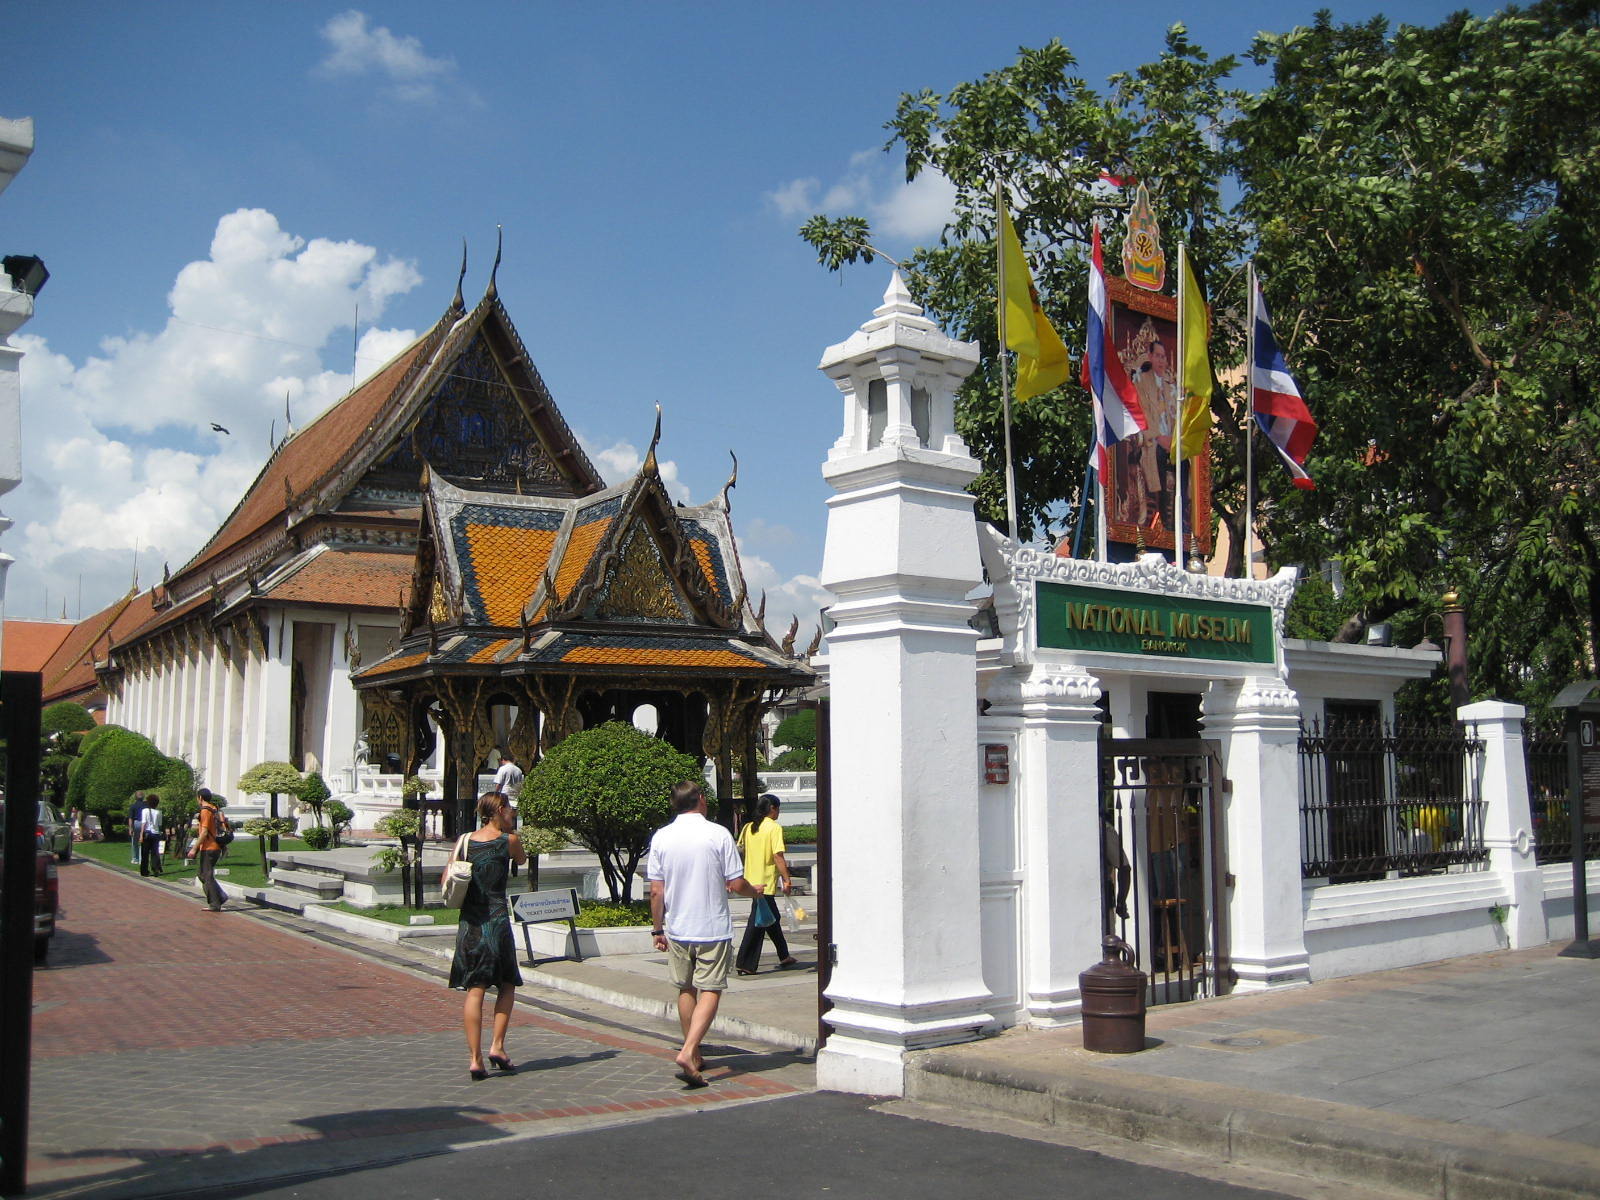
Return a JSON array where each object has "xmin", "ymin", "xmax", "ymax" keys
[{"xmin": 210, "ymin": 807, "xmax": 234, "ymax": 847}]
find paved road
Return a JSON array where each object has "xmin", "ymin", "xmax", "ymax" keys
[{"xmin": 26, "ymin": 860, "xmax": 806, "ymax": 1198}]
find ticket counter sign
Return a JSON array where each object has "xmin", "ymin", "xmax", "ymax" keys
[{"xmin": 1037, "ymin": 581, "xmax": 1274, "ymax": 665}]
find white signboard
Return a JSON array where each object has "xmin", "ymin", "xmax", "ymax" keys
[{"xmin": 514, "ymin": 888, "xmax": 579, "ymax": 924}]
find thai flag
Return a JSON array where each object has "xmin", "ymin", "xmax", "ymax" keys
[
  {"xmin": 1082, "ymin": 223, "xmax": 1145, "ymax": 478},
  {"xmin": 1250, "ymin": 279, "xmax": 1317, "ymax": 490}
]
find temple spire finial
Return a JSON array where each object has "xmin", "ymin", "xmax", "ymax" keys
[
  {"xmin": 643, "ymin": 404, "xmax": 662, "ymax": 473},
  {"xmin": 487, "ymin": 225, "xmax": 503, "ymax": 297},
  {"xmin": 720, "ymin": 451, "xmax": 738, "ymax": 512},
  {"xmin": 453, "ymin": 239, "xmax": 467, "ymax": 310}
]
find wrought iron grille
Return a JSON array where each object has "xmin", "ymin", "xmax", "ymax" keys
[
  {"xmin": 1299, "ymin": 718, "xmax": 1487, "ymax": 882},
  {"xmin": 1524, "ymin": 723, "xmax": 1600, "ymax": 864}
]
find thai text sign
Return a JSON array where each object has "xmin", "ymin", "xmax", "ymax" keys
[
  {"xmin": 1037, "ymin": 581, "xmax": 1274, "ymax": 664},
  {"xmin": 513, "ymin": 888, "xmax": 580, "ymax": 924}
]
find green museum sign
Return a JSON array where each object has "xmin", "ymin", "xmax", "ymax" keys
[{"xmin": 1036, "ymin": 581, "xmax": 1275, "ymax": 664}]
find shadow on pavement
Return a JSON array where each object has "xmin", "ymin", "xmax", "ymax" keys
[
  {"xmin": 28, "ymin": 1104, "xmax": 517, "ymax": 1200},
  {"xmin": 39, "ymin": 927, "xmax": 113, "ymax": 970}
]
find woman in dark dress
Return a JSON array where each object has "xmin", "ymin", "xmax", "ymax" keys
[{"xmin": 450, "ymin": 791, "xmax": 527, "ymax": 1079}]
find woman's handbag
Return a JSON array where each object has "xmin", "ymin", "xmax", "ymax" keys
[{"xmin": 441, "ymin": 834, "xmax": 474, "ymax": 908}]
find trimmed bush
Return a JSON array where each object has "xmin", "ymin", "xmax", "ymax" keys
[
  {"xmin": 66, "ymin": 727, "xmax": 171, "ymax": 835},
  {"xmin": 518, "ymin": 721, "xmax": 701, "ymax": 904},
  {"xmin": 302, "ymin": 827, "xmax": 333, "ymax": 850}
]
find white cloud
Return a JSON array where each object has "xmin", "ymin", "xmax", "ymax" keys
[
  {"xmin": 315, "ymin": 10, "xmax": 461, "ymax": 105},
  {"xmin": 735, "ymin": 546, "xmax": 831, "ymax": 646},
  {"xmin": 586, "ymin": 438, "xmax": 691, "ymax": 505},
  {"xmin": 7, "ymin": 209, "xmax": 421, "ymax": 619},
  {"xmin": 768, "ymin": 149, "xmax": 956, "ymax": 245}
]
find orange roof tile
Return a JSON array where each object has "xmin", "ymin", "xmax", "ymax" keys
[
  {"xmin": 178, "ymin": 333, "xmax": 435, "ymax": 583},
  {"xmin": 690, "ymin": 540, "xmax": 722, "ymax": 600},
  {"xmin": 355, "ymin": 650, "xmax": 431, "ymax": 679},
  {"xmin": 556, "ymin": 517, "xmax": 612, "ymax": 598},
  {"xmin": 39, "ymin": 589, "xmax": 157, "ymax": 704},
  {"xmin": 469, "ymin": 638, "xmax": 515, "ymax": 664},
  {"xmin": 464, "ymin": 524, "xmax": 558, "ymax": 624},
  {"xmin": 2, "ymin": 620, "xmax": 75, "ymax": 672},
  {"xmin": 266, "ymin": 550, "xmax": 416, "ymax": 609},
  {"xmin": 559, "ymin": 646, "xmax": 763, "ymax": 668}
]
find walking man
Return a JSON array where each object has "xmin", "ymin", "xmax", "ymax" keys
[
  {"xmin": 186, "ymin": 788, "xmax": 228, "ymax": 911},
  {"xmin": 137, "ymin": 795, "xmax": 164, "ymax": 876},
  {"xmin": 647, "ymin": 780, "xmax": 761, "ymax": 1088},
  {"xmin": 492, "ymin": 751, "xmax": 523, "ymax": 799}
]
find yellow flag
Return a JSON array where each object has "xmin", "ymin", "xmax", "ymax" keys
[
  {"xmin": 998, "ymin": 198, "xmax": 1071, "ymax": 401},
  {"xmin": 1177, "ymin": 244, "xmax": 1213, "ymax": 461}
]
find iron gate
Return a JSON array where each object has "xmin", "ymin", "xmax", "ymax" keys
[{"xmin": 1099, "ymin": 738, "xmax": 1231, "ymax": 1005}]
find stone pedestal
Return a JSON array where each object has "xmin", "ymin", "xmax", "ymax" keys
[
  {"xmin": 815, "ymin": 274, "xmax": 994, "ymax": 1095},
  {"xmin": 1204, "ymin": 674, "xmax": 1311, "ymax": 989}
]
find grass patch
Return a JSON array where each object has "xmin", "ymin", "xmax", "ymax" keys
[
  {"xmin": 328, "ymin": 901, "xmax": 451, "ymax": 926},
  {"xmin": 73, "ymin": 836, "xmax": 309, "ymax": 891},
  {"xmin": 780, "ymin": 823, "xmax": 818, "ymax": 845},
  {"xmin": 323, "ymin": 897, "xmax": 652, "ymax": 928}
]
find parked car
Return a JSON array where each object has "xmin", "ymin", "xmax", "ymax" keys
[
  {"xmin": 37, "ymin": 799, "xmax": 72, "ymax": 861},
  {"xmin": 0, "ymin": 803, "xmax": 60, "ymax": 963}
]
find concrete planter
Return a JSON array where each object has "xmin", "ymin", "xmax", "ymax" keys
[
  {"xmin": 522, "ymin": 921, "xmax": 655, "ymax": 958},
  {"xmin": 302, "ymin": 903, "xmax": 459, "ymax": 943}
]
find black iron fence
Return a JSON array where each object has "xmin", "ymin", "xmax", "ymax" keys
[
  {"xmin": 1299, "ymin": 718, "xmax": 1487, "ymax": 882},
  {"xmin": 1524, "ymin": 723, "xmax": 1600, "ymax": 864}
]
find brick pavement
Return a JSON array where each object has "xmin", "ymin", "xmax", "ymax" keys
[{"xmin": 27, "ymin": 861, "xmax": 806, "ymax": 1195}]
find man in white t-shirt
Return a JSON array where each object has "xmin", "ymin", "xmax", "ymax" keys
[
  {"xmin": 647, "ymin": 781, "xmax": 761, "ymax": 1088},
  {"xmin": 492, "ymin": 752, "xmax": 523, "ymax": 798}
]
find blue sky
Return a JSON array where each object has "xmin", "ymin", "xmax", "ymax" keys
[{"xmin": 4, "ymin": 0, "xmax": 1479, "ymax": 631}]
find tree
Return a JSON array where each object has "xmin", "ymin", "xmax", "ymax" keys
[
  {"xmin": 64, "ymin": 727, "xmax": 169, "ymax": 836},
  {"xmin": 799, "ymin": 4, "xmax": 1600, "ymax": 714},
  {"xmin": 238, "ymin": 761, "xmax": 303, "ymax": 852},
  {"xmin": 298, "ymin": 771, "xmax": 332, "ymax": 828},
  {"xmin": 40, "ymin": 702, "xmax": 97, "ymax": 803},
  {"xmin": 518, "ymin": 721, "xmax": 702, "ymax": 903},
  {"xmin": 769, "ymin": 709, "xmax": 818, "ymax": 771}
]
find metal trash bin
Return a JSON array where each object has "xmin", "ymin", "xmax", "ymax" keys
[{"xmin": 1079, "ymin": 935, "xmax": 1147, "ymax": 1053}]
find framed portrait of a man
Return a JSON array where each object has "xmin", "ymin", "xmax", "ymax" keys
[{"xmin": 1104, "ymin": 277, "xmax": 1212, "ymax": 557}]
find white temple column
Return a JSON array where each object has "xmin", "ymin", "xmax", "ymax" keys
[
  {"xmin": 258, "ymin": 612, "xmax": 292, "ymax": 765},
  {"xmin": 1204, "ymin": 674, "xmax": 1310, "ymax": 990},
  {"xmin": 1461, "ymin": 700, "xmax": 1545, "ymax": 947},
  {"xmin": 816, "ymin": 273, "xmax": 993, "ymax": 1096},
  {"xmin": 988, "ymin": 664, "xmax": 1107, "ymax": 1025},
  {"xmin": 325, "ymin": 620, "xmax": 359, "ymax": 784}
]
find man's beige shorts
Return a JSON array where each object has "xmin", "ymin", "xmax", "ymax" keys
[{"xmin": 667, "ymin": 938, "xmax": 732, "ymax": 992}]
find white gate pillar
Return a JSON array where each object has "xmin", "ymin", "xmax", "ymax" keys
[
  {"xmin": 1460, "ymin": 700, "xmax": 1544, "ymax": 947},
  {"xmin": 816, "ymin": 273, "xmax": 993, "ymax": 1096},
  {"xmin": 989, "ymin": 664, "xmax": 1106, "ymax": 1025},
  {"xmin": 1204, "ymin": 674, "xmax": 1311, "ymax": 990}
]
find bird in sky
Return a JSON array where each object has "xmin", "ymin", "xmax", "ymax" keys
[{"xmin": 210, "ymin": 423, "xmax": 230, "ymax": 435}]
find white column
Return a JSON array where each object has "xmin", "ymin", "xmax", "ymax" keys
[
  {"xmin": 258, "ymin": 612, "xmax": 292, "ymax": 765},
  {"xmin": 989, "ymin": 664, "xmax": 1107, "ymax": 1026},
  {"xmin": 815, "ymin": 273, "xmax": 991, "ymax": 1096},
  {"xmin": 1204, "ymin": 674, "xmax": 1311, "ymax": 990},
  {"xmin": 1460, "ymin": 700, "xmax": 1545, "ymax": 948},
  {"xmin": 325, "ymin": 621, "xmax": 359, "ymax": 782},
  {"xmin": 218, "ymin": 644, "xmax": 241, "ymax": 796}
]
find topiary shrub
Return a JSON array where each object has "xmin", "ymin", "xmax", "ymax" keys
[
  {"xmin": 298, "ymin": 771, "xmax": 331, "ymax": 827},
  {"xmin": 239, "ymin": 761, "xmax": 303, "ymax": 852},
  {"xmin": 518, "ymin": 721, "xmax": 700, "ymax": 904},
  {"xmin": 301, "ymin": 826, "xmax": 333, "ymax": 850},
  {"xmin": 326, "ymin": 799, "xmax": 354, "ymax": 847},
  {"xmin": 66, "ymin": 727, "xmax": 171, "ymax": 839}
]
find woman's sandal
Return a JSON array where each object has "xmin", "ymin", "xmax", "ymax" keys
[
  {"xmin": 487, "ymin": 1053, "xmax": 516, "ymax": 1073},
  {"xmin": 469, "ymin": 1065, "xmax": 488, "ymax": 1081}
]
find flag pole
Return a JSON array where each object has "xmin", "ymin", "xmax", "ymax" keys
[
  {"xmin": 995, "ymin": 178, "xmax": 1020, "ymax": 543},
  {"xmin": 1244, "ymin": 260, "xmax": 1258, "ymax": 580},
  {"xmin": 1173, "ymin": 243, "xmax": 1187, "ymax": 567}
]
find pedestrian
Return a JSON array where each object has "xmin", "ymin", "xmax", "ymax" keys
[
  {"xmin": 137, "ymin": 794, "xmax": 164, "ymax": 876},
  {"xmin": 647, "ymin": 780, "xmax": 762, "ymax": 1088},
  {"xmin": 449, "ymin": 791, "xmax": 527, "ymax": 1081},
  {"xmin": 734, "ymin": 793, "xmax": 798, "ymax": 976},
  {"xmin": 492, "ymin": 751, "xmax": 523, "ymax": 798},
  {"xmin": 128, "ymin": 791, "xmax": 147, "ymax": 865},
  {"xmin": 185, "ymin": 788, "xmax": 228, "ymax": 911}
]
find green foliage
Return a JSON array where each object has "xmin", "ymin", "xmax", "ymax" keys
[
  {"xmin": 301, "ymin": 827, "xmax": 332, "ymax": 850},
  {"xmin": 325, "ymin": 799, "xmax": 354, "ymax": 846},
  {"xmin": 770, "ymin": 748, "xmax": 815, "ymax": 771},
  {"xmin": 780, "ymin": 823, "xmax": 819, "ymax": 845},
  {"xmin": 237, "ymin": 761, "xmax": 303, "ymax": 796},
  {"xmin": 65, "ymin": 727, "xmax": 170, "ymax": 826},
  {"xmin": 574, "ymin": 901, "xmax": 652, "ymax": 928},
  {"xmin": 241, "ymin": 817, "xmax": 297, "ymax": 838},
  {"xmin": 42, "ymin": 702, "xmax": 97, "ymax": 736},
  {"xmin": 298, "ymin": 771, "xmax": 331, "ymax": 826},
  {"xmin": 371, "ymin": 808, "xmax": 422, "ymax": 871},
  {"xmin": 519, "ymin": 824, "xmax": 567, "ymax": 857},
  {"xmin": 799, "ymin": 3, "xmax": 1600, "ymax": 706},
  {"xmin": 400, "ymin": 775, "xmax": 429, "ymax": 802},
  {"xmin": 518, "ymin": 721, "xmax": 701, "ymax": 903},
  {"xmin": 772, "ymin": 709, "xmax": 816, "ymax": 751},
  {"xmin": 1283, "ymin": 572, "xmax": 1351, "ymax": 642}
]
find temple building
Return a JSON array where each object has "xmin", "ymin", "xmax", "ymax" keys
[{"xmin": 28, "ymin": 265, "xmax": 813, "ymax": 824}]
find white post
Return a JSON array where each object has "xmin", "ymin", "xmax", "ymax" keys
[
  {"xmin": 1460, "ymin": 700, "xmax": 1544, "ymax": 948},
  {"xmin": 817, "ymin": 273, "xmax": 994, "ymax": 1095},
  {"xmin": 1204, "ymin": 674, "xmax": 1311, "ymax": 989},
  {"xmin": 988, "ymin": 665, "xmax": 1107, "ymax": 1025}
]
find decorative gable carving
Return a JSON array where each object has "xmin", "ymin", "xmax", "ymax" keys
[{"xmin": 595, "ymin": 523, "xmax": 692, "ymax": 622}]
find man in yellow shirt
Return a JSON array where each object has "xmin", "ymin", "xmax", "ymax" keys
[{"xmin": 734, "ymin": 794, "xmax": 799, "ymax": 975}]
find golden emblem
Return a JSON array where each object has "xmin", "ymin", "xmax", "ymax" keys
[{"xmin": 1121, "ymin": 182, "xmax": 1166, "ymax": 292}]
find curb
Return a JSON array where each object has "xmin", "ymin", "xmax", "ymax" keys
[{"xmin": 907, "ymin": 1049, "xmax": 1600, "ymax": 1200}]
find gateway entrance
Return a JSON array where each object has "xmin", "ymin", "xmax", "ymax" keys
[{"xmin": 1101, "ymin": 738, "xmax": 1232, "ymax": 1004}]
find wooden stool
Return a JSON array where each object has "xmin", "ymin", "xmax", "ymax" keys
[{"xmin": 1154, "ymin": 897, "xmax": 1190, "ymax": 973}]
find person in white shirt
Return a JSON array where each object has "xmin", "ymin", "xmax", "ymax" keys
[
  {"xmin": 646, "ymin": 781, "xmax": 761, "ymax": 1088},
  {"xmin": 492, "ymin": 752, "xmax": 524, "ymax": 798},
  {"xmin": 137, "ymin": 797, "xmax": 164, "ymax": 876}
]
